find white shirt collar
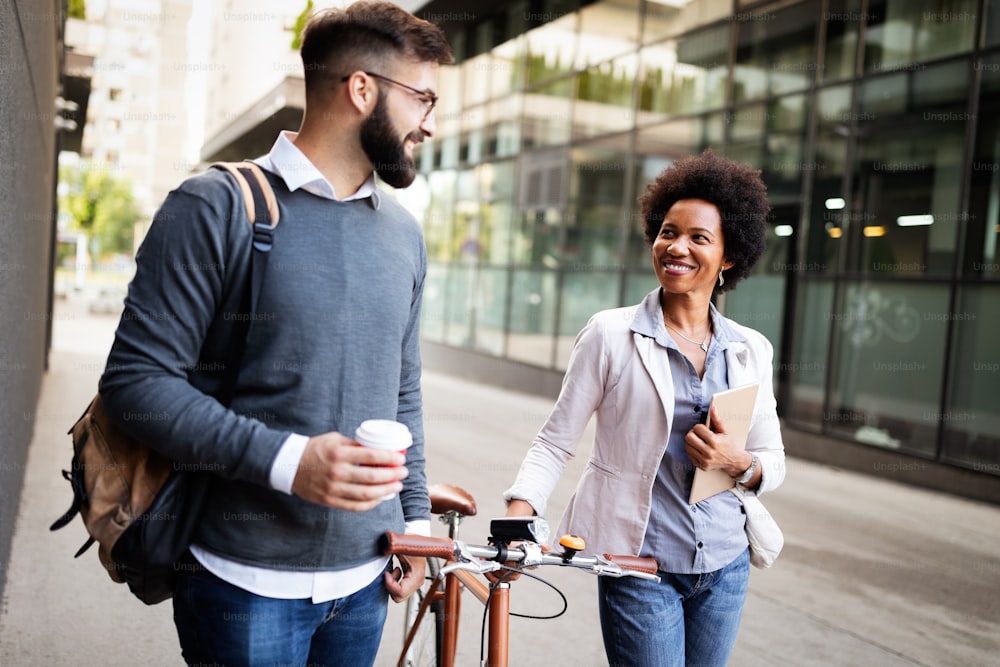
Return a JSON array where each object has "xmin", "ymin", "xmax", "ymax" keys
[{"xmin": 253, "ymin": 130, "xmax": 380, "ymax": 209}]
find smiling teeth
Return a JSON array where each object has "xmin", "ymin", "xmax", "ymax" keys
[{"xmin": 664, "ymin": 262, "xmax": 692, "ymax": 271}]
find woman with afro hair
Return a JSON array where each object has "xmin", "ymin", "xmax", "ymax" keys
[{"xmin": 501, "ymin": 149, "xmax": 786, "ymax": 666}]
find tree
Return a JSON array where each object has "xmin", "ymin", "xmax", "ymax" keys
[
  {"xmin": 289, "ymin": 0, "xmax": 314, "ymax": 50},
  {"xmin": 68, "ymin": 0, "xmax": 86, "ymax": 19},
  {"xmin": 59, "ymin": 161, "xmax": 140, "ymax": 263}
]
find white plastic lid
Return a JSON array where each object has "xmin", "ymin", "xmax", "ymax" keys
[{"xmin": 354, "ymin": 419, "xmax": 413, "ymax": 450}]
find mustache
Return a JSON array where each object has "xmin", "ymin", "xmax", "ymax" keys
[{"xmin": 405, "ymin": 130, "xmax": 426, "ymax": 144}]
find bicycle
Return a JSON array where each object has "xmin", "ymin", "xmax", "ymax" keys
[
  {"xmin": 397, "ymin": 483, "xmax": 479, "ymax": 667},
  {"xmin": 386, "ymin": 484, "xmax": 660, "ymax": 667}
]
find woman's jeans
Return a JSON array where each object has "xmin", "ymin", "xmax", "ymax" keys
[
  {"xmin": 172, "ymin": 560, "xmax": 389, "ymax": 666},
  {"xmin": 598, "ymin": 548, "xmax": 750, "ymax": 667}
]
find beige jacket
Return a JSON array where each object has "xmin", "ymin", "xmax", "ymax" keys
[{"xmin": 504, "ymin": 289, "xmax": 786, "ymax": 557}]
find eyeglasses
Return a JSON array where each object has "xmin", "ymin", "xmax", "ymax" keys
[{"xmin": 341, "ymin": 71, "xmax": 438, "ymax": 120}]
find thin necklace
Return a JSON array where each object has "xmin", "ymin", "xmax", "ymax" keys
[{"xmin": 664, "ymin": 322, "xmax": 711, "ymax": 352}]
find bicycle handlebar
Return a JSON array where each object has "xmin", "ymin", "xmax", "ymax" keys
[
  {"xmin": 381, "ymin": 532, "xmax": 457, "ymax": 560},
  {"xmin": 380, "ymin": 532, "xmax": 660, "ymax": 581}
]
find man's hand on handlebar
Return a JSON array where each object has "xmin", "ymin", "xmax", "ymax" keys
[{"xmin": 385, "ymin": 553, "xmax": 426, "ymax": 603}]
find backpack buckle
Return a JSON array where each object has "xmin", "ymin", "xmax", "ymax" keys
[{"xmin": 252, "ymin": 222, "xmax": 273, "ymax": 253}]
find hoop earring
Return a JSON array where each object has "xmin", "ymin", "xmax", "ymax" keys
[{"xmin": 718, "ymin": 271, "xmax": 725, "ymax": 288}]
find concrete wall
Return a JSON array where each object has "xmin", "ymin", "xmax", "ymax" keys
[{"xmin": 0, "ymin": 0, "xmax": 61, "ymax": 604}]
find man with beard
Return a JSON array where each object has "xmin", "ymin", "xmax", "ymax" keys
[{"xmin": 98, "ymin": 2, "xmax": 452, "ymax": 665}]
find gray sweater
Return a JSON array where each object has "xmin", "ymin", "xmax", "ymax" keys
[{"xmin": 100, "ymin": 167, "xmax": 427, "ymax": 570}]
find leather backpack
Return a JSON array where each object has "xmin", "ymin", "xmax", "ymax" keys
[{"xmin": 50, "ymin": 161, "xmax": 280, "ymax": 604}]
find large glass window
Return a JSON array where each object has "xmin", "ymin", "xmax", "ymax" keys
[
  {"xmin": 555, "ymin": 271, "xmax": 622, "ymax": 368},
  {"xmin": 823, "ymin": 0, "xmax": 863, "ymax": 81},
  {"xmin": 487, "ymin": 36, "xmax": 527, "ymax": 101},
  {"xmin": 863, "ymin": 0, "xmax": 978, "ymax": 73},
  {"xmin": 577, "ymin": 0, "xmax": 641, "ymax": 70},
  {"xmin": 573, "ymin": 53, "xmax": 638, "ymax": 139},
  {"xmin": 826, "ymin": 282, "xmax": 950, "ymax": 456},
  {"xmin": 642, "ymin": 0, "xmax": 732, "ymax": 44},
  {"xmin": 507, "ymin": 269, "xmax": 559, "ymax": 367},
  {"xmin": 513, "ymin": 210, "xmax": 565, "ymax": 266},
  {"xmin": 964, "ymin": 53, "xmax": 1000, "ymax": 278},
  {"xmin": 459, "ymin": 106, "xmax": 487, "ymax": 166},
  {"xmin": 850, "ymin": 62, "xmax": 970, "ymax": 277},
  {"xmin": 764, "ymin": 94, "xmax": 809, "ymax": 195},
  {"xmin": 988, "ymin": 0, "xmax": 1000, "ymax": 46},
  {"xmin": 489, "ymin": 95, "xmax": 524, "ymax": 159},
  {"xmin": 726, "ymin": 94, "xmax": 808, "ymax": 199},
  {"xmin": 723, "ymin": 204, "xmax": 798, "ymax": 363},
  {"xmin": 432, "ymin": 65, "xmax": 464, "ymax": 170},
  {"xmin": 480, "ymin": 161, "xmax": 516, "ymax": 265},
  {"xmin": 634, "ymin": 114, "xmax": 718, "ymax": 162},
  {"xmin": 422, "ymin": 262, "xmax": 449, "ymax": 342},
  {"xmin": 624, "ymin": 269, "xmax": 658, "ymax": 305},
  {"xmin": 636, "ymin": 23, "xmax": 729, "ymax": 123},
  {"xmin": 565, "ymin": 142, "xmax": 631, "ymax": 269},
  {"xmin": 942, "ymin": 285, "xmax": 1000, "ymax": 472},
  {"xmin": 515, "ymin": 147, "xmax": 568, "ymax": 265},
  {"xmin": 453, "ymin": 167, "xmax": 480, "ymax": 262},
  {"xmin": 732, "ymin": 0, "xmax": 819, "ymax": 104},
  {"xmin": 422, "ymin": 170, "xmax": 457, "ymax": 261},
  {"xmin": 471, "ymin": 267, "xmax": 510, "ymax": 356},
  {"xmin": 524, "ymin": 11, "xmax": 578, "ymax": 85},
  {"xmin": 785, "ymin": 279, "xmax": 834, "ymax": 426},
  {"xmin": 443, "ymin": 264, "xmax": 473, "ymax": 348},
  {"xmin": 463, "ymin": 54, "xmax": 494, "ymax": 107},
  {"xmin": 522, "ymin": 77, "xmax": 574, "ymax": 148},
  {"xmin": 806, "ymin": 84, "xmax": 852, "ymax": 274}
]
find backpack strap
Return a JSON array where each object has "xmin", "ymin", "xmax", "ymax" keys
[
  {"xmin": 211, "ymin": 161, "xmax": 280, "ymax": 229},
  {"xmin": 49, "ymin": 162, "xmax": 281, "ymax": 546},
  {"xmin": 210, "ymin": 161, "xmax": 280, "ymax": 312}
]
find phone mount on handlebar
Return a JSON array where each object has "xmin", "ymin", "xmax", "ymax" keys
[{"xmin": 488, "ymin": 517, "xmax": 551, "ymax": 546}]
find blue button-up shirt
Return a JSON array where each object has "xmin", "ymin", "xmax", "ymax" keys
[{"xmin": 639, "ymin": 302, "xmax": 749, "ymax": 574}]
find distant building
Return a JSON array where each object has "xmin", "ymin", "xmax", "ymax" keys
[{"xmin": 64, "ymin": 0, "xmax": 193, "ymax": 221}]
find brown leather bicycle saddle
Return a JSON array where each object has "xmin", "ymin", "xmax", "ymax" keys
[{"xmin": 429, "ymin": 484, "xmax": 477, "ymax": 517}]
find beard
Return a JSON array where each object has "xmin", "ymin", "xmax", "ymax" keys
[{"xmin": 360, "ymin": 94, "xmax": 422, "ymax": 189}]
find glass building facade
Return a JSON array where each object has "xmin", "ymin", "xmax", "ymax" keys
[{"xmin": 401, "ymin": 0, "xmax": 1000, "ymax": 488}]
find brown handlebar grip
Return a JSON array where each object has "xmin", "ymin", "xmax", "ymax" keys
[
  {"xmin": 379, "ymin": 532, "xmax": 456, "ymax": 559},
  {"xmin": 602, "ymin": 554, "xmax": 659, "ymax": 576}
]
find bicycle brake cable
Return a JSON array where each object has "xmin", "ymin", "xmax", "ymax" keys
[{"xmin": 478, "ymin": 565, "xmax": 571, "ymax": 665}]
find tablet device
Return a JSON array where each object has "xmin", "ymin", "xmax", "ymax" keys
[{"xmin": 688, "ymin": 382, "xmax": 760, "ymax": 504}]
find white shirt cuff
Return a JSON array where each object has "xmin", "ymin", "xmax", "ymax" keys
[
  {"xmin": 269, "ymin": 433, "xmax": 310, "ymax": 494},
  {"xmin": 405, "ymin": 519, "xmax": 431, "ymax": 537}
]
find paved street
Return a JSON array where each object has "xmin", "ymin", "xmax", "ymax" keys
[{"xmin": 1, "ymin": 292, "xmax": 999, "ymax": 666}]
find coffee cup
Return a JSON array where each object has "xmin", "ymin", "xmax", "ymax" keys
[{"xmin": 355, "ymin": 419, "xmax": 412, "ymax": 499}]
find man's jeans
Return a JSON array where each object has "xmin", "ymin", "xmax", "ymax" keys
[
  {"xmin": 598, "ymin": 548, "xmax": 750, "ymax": 667},
  {"xmin": 173, "ymin": 561, "xmax": 388, "ymax": 666}
]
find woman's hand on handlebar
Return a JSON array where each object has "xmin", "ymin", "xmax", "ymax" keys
[{"xmin": 485, "ymin": 500, "xmax": 542, "ymax": 583}]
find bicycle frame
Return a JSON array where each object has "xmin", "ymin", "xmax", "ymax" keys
[{"xmin": 400, "ymin": 555, "xmax": 509, "ymax": 667}]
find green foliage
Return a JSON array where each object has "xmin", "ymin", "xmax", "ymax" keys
[
  {"xmin": 67, "ymin": 0, "xmax": 86, "ymax": 19},
  {"xmin": 289, "ymin": 0, "xmax": 314, "ymax": 51},
  {"xmin": 58, "ymin": 162, "xmax": 140, "ymax": 261}
]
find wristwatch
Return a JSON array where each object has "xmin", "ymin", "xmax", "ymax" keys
[{"xmin": 734, "ymin": 452, "xmax": 758, "ymax": 486}]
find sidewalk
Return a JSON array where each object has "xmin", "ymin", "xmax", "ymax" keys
[{"xmin": 2, "ymin": 295, "xmax": 999, "ymax": 666}]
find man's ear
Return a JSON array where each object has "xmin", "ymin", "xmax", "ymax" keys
[{"xmin": 343, "ymin": 72, "xmax": 377, "ymax": 115}]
